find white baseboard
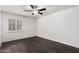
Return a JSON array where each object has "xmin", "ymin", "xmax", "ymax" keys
[{"xmin": 37, "ymin": 35, "xmax": 79, "ymax": 49}]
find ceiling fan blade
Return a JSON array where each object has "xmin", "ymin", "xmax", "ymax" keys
[
  {"xmin": 30, "ymin": 5, "xmax": 34, "ymax": 9},
  {"xmin": 24, "ymin": 10, "xmax": 32, "ymax": 12},
  {"xmin": 38, "ymin": 12, "xmax": 43, "ymax": 15},
  {"xmin": 38, "ymin": 8, "xmax": 46, "ymax": 11}
]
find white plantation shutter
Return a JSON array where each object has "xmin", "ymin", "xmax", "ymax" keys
[
  {"xmin": 8, "ymin": 19, "xmax": 22, "ymax": 31},
  {"xmin": 9, "ymin": 19, "xmax": 16, "ymax": 31},
  {"xmin": 17, "ymin": 20, "xmax": 22, "ymax": 30}
]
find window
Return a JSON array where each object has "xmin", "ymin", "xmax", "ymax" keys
[
  {"xmin": 17, "ymin": 20, "xmax": 22, "ymax": 30},
  {"xmin": 8, "ymin": 19, "xmax": 22, "ymax": 32}
]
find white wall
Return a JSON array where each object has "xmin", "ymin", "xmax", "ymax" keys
[
  {"xmin": 1, "ymin": 12, "xmax": 37, "ymax": 42},
  {"xmin": 37, "ymin": 6, "xmax": 79, "ymax": 48},
  {"xmin": 0, "ymin": 11, "xmax": 1, "ymax": 46}
]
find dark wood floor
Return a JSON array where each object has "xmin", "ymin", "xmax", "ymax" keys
[{"xmin": 0, "ymin": 36, "xmax": 79, "ymax": 53}]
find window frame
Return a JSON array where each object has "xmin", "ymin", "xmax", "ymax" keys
[{"xmin": 8, "ymin": 19, "xmax": 22, "ymax": 32}]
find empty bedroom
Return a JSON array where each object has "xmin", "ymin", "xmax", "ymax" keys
[{"xmin": 0, "ymin": 5, "xmax": 79, "ymax": 53}]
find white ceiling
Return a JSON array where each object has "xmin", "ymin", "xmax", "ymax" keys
[{"xmin": 0, "ymin": 5, "xmax": 77, "ymax": 18}]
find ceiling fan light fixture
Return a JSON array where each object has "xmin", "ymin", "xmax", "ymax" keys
[{"xmin": 33, "ymin": 10, "xmax": 38, "ymax": 14}]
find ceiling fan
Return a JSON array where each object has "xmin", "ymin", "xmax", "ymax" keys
[{"xmin": 24, "ymin": 5, "xmax": 46, "ymax": 15}]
